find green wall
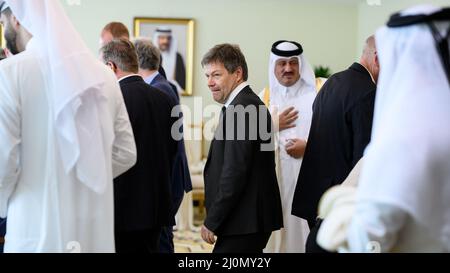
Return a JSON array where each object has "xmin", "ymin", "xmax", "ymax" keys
[
  {"xmin": 60, "ymin": 0, "xmax": 450, "ymax": 156},
  {"xmin": 357, "ymin": 0, "xmax": 450, "ymax": 56},
  {"xmin": 61, "ymin": 0, "xmax": 358, "ymax": 109}
]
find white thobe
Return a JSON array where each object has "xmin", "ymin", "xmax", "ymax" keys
[
  {"xmin": 317, "ymin": 187, "xmax": 447, "ymax": 253},
  {"xmin": 347, "ymin": 203, "xmax": 446, "ymax": 253},
  {"xmin": 0, "ymin": 39, "xmax": 136, "ymax": 253},
  {"xmin": 260, "ymin": 80, "xmax": 316, "ymax": 253}
]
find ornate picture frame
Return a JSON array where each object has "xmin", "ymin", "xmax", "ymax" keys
[{"xmin": 0, "ymin": 25, "xmax": 5, "ymax": 49}]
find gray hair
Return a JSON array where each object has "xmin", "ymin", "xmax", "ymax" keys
[
  {"xmin": 100, "ymin": 38, "xmax": 139, "ymax": 73},
  {"xmin": 201, "ymin": 44, "xmax": 249, "ymax": 81},
  {"xmin": 133, "ymin": 38, "xmax": 161, "ymax": 71}
]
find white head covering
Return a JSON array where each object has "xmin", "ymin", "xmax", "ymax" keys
[
  {"xmin": 356, "ymin": 4, "xmax": 450, "ymax": 250},
  {"xmin": 5, "ymin": 0, "xmax": 115, "ymax": 193},
  {"xmin": 153, "ymin": 26, "xmax": 178, "ymax": 84},
  {"xmin": 268, "ymin": 41, "xmax": 317, "ymax": 164},
  {"xmin": 269, "ymin": 40, "xmax": 316, "ymax": 94}
]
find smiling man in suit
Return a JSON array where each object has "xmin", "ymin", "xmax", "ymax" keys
[{"xmin": 200, "ymin": 44, "xmax": 283, "ymax": 253}]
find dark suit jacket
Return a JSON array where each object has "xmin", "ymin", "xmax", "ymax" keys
[
  {"xmin": 158, "ymin": 66, "xmax": 167, "ymax": 80},
  {"xmin": 0, "ymin": 218, "xmax": 5, "ymax": 234},
  {"xmin": 150, "ymin": 74, "xmax": 192, "ymax": 205},
  {"xmin": 0, "ymin": 218, "xmax": 5, "ymax": 237},
  {"xmin": 115, "ymin": 75, "xmax": 177, "ymax": 231},
  {"xmin": 291, "ymin": 63, "xmax": 376, "ymax": 224},
  {"xmin": 204, "ymin": 86, "xmax": 283, "ymax": 236},
  {"xmin": 0, "ymin": 218, "xmax": 4, "ymax": 253},
  {"xmin": 151, "ymin": 73, "xmax": 179, "ymax": 101}
]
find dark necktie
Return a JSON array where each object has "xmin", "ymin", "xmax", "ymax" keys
[{"xmin": 220, "ymin": 106, "xmax": 226, "ymax": 119}]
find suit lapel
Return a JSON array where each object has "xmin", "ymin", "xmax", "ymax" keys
[
  {"xmin": 228, "ymin": 86, "xmax": 250, "ymax": 107},
  {"xmin": 205, "ymin": 86, "xmax": 251, "ymax": 171},
  {"xmin": 151, "ymin": 74, "xmax": 162, "ymax": 86}
]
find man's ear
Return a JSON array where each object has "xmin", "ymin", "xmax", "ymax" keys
[
  {"xmin": 235, "ymin": 66, "xmax": 243, "ymax": 81},
  {"xmin": 374, "ymin": 52, "xmax": 379, "ymax": 68},
  {"xmin": 107, "ymin": 61, "xmax": 118, "ymax": 73}
]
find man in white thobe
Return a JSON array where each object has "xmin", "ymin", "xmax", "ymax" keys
[
  {"xmin": 317, "ymin": 4, "xmax": 450, "ymax": 253},
  {"xmin": 0, "ymin": 0, "xmax": 136, "ymax": 253},
  {"xmin": 260, "ymin": 40, "xmax": 317, "ymax": 253}
]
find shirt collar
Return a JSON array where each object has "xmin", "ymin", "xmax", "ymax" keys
[
  {"xmin": 118, "ymin": 74, "xmax": 142, "ymax": 83},
  {"xmin": 143, "ymin": 71, "xmax": 160, "ymax": 85},
  {"xmin": 224, "ymin": 81, "xmax": 249, "ymax": 108}
]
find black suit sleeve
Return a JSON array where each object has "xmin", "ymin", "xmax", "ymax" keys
[
  {"xmin": 204, "ymin": 113, "xmax": 254, "ymax": 232},
  {"xmin": 349, "ymin": 91, "xmax": 375, "ymax": 167},
  {"xmin": 169, "ymin": 101, "xmax": 180, "ymax": 174},
  {"xmin": 175, "ymin": 53, "xmax": 186, "ymax": 90}
]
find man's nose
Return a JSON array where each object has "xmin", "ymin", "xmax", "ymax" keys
[{"xmin": 284, "ymin": 64, "xmax": 293, "ymax": 72}]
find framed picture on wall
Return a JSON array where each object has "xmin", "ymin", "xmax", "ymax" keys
[{"xmin": 134, "ymin": 17, "xmax": 195, "ymax": 96}]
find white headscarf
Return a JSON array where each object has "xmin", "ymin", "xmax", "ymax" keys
[
  {"xmin": 356, "ymin": 4, "xmax": 450, "ymax": 249},
  {"xmin": 153, "ymin": 26, "xmax": 178, "ymax": 84},
  {"xmin": 269, "ymin": 41, "xmax": 316, "ymax": 94},
  {"xmin": 5, "ymin": 0, "xmax": 114, "ymax": 194}
]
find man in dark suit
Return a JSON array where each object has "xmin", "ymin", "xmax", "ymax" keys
[
  {"xmin": 291, "ymin": 36, "xmax": 379, "ymax": 252},
  {"xmin": 100, "ymin": 39, "xmax": 178, "ymax": 253},
  {"xmin": 134, "ymin": 38, "xmax": 193, "ymax": 253},
  {"xmin": 200, "ymin": 44, "xmax": 283, "ymax": 253}
]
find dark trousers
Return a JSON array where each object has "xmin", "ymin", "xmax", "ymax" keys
[
  {"xmin": 159, "ymin": 226, "xmax": 175, "ymax": 253},
  {"xmin": 115, "ymin": 228, "xmax": 161, "ymax": 254},
  {"xmin": 213, "ymin": 232, "xmax": 271, "ymax": 253},
  {"xmin": 305, "ymin": 219, "xmax": 333, "ymax": 253},
  {"xmin": 159, "ymin": 194, "xmax": 184, "ymax": 253},
  {"xmin": 0, "ymin": 218, "xmax": 6, "ymax": 254}
]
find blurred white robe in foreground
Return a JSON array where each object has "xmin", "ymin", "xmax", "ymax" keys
[{"xmin": 0, "ymin": 0, "xmax": 136, "ymax": 253}]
